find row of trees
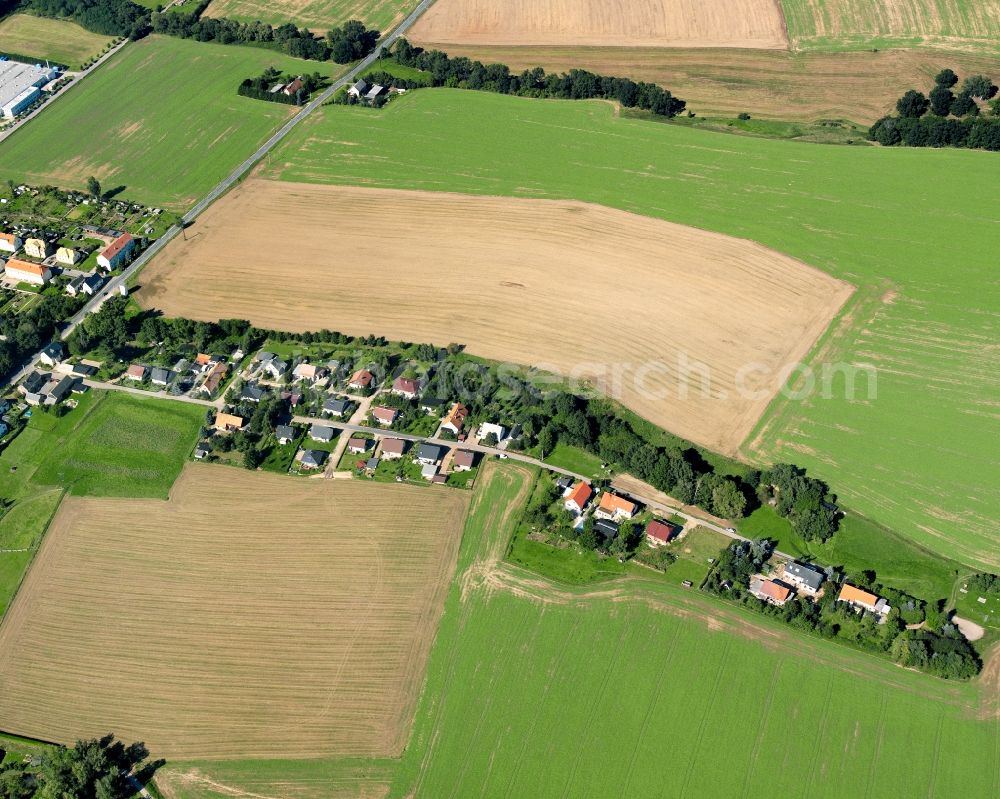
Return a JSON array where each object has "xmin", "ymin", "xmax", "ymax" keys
[
  {"xmin": 705, "ymin": 541, "xmax": 981, "ymax": 679},
  {"xmin": 149, "ymin": 9, "xmax": 377, "ymax": 62},
  {"xmin": 869, "ymin": 68, "xmax": 1000, "ymax": 150},
  {"xmin": 237, "ymin": 68, "xmax": 326, "ymax": 105},
  {"xmin": 0, "ymin": 734, "xmax": 160, "ymax": 798},
  {"xmin": 25, "ymin": 0, "xmax": 150, "ymax": 38},
  {"xmin": 389, "ymin": 39, "xmax": 686, "ymax": 117}
]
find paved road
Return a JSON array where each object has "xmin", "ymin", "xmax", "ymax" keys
[
  {"xmin": 82, "ymin": 378, "xmax": 218, "ymax": 408},
  {"xmin": 4, "ymin": 0, "xmax": 438, "ymax": 389}
]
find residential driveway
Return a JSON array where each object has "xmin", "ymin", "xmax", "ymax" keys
[{"xmin": 323, "ymin": 391, "xmax": 379, "ymax": 478}]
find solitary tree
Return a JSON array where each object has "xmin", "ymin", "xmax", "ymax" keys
[
  {"xmin": 934, "ymin": 68, "xmax": 958, "ymax": 88},
  {"xmin": 962, "ymin": 74, "xmax": 998, "ymax": 99},
  {"xmin": 86, "ymin": 175, "xmax": 102, "ymax": 201}
]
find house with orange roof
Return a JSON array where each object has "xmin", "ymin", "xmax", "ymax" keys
[
  {"xmin": 750, "ymin": 577, "xmax": 793, "ymax": 606},
  {"xmin": 348, "ymin": 368, "xmax": 374, "ymax": 390},
  {"xmin": 563, "ymin": 481, "xmax": 593, "ymax": 515},
  {"xmin": 97, "ymin": 233, "xmax": 135, "ymax": 270},
  {"xmin": 595, "ymin": 492, "xmax": 637, "ymax": 521},
  {"xmin": 837, "ymin": 583, "xmax": 891, "ymax": 616},
  {"xmin": 440, "ymin": 402, "xmax": 468, "ymax": 435},
  {"xmin": 4, "ymin": 258, "xmax": 52, "ymax": 286},
  {"xmin": 0, "ymin": 232, "xmax": 23, "ymax": 253},
  {"xmin": 214, "ymin": 413, "xmax": 245, "ymax": 432}
]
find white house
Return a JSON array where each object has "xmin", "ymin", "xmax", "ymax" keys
[
  {"xmin": 0, "ymin": 232, "xmax": 22, "ymax": 253},
  {"xmin": 23, "ymin": 238, "xmax": 50, "ymax": 259},
  {"xmin": 477, "ymin": 421, "xmax": 508, "ymax": 443},
  {"xmin": 96, "ymin": 233, "xmax": 135, "ymax": 270},
  {"xmin": 55, "ymin": 246, "xmax": 81, "ymax": 265},
  {"xmin": 563, "ymin": 482, "xmax": 593, "ymax": 515},
  {"xmin": 4, "ymin": 258, "xmax": 52, "ymax": 286}
]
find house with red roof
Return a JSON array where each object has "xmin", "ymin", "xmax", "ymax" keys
[
  {"xmin": 97, "ymin": 233, "xmax": 135, "ymax": 270},
  {"xmin": 646, "ymin": 519, "xmax": 681, "ymax": 547},
  {"xmin": 563, "ymin": 481, "xmax": 593, "ymax": 515}
]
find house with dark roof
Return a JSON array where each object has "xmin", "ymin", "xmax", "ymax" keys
[
  {"xmin": 420, "ymin": 396, "xmax": 445, "ymax": 414},
  {"xmin": 417, "ymin": 442, "xmax": 445, "ymax": 465},
  {"xmin": 299, "ymin": 449, "xmax": 327, "ymax": 470},
  {"xmin": 365, "ymin": 456, "xmax": 380, "ymax": 473},
  {"xmin": 194, "ymin": 443, "xmax": 211, "ymax": 459},
  {"xmin": 263, "ymin": 358, "xmax": 288, "ymax": 380},
  {"xmin": 241, "ymin": 383, "xmax": 265, "ymax": 403},
  {"xmin": 594, "ymin": 518, "xmax": 619, "ymax": 543},
  {"xmin": 150, "ymin": 367, "xmax": 175, "ymax": 386},
  {"xmin": 324, "ymin": 397, "xmax": 351, "ymax": 417},
  {"xmin": 67, "ymin": 273, "xmax": 104, "ymax": 297},
  {"xmin": 348, "ymin": 78, "xmax": 370, "ymax": 98},
  {"xmin": 39, "ymin": 341, "xmax": 64, "ymax": 366},
  {"xmin": 783, "ymin": 561, "xmax": 826, "ymax": 595},
  {"xmin": 309, "ymin": 424, "xmax": 335, "ymax": 443},
  {"xmin": 275, "ymin": 425, "xmax": 297, "ymax": 445},
  {"xmin": 71, "ymin": 362, "xmax": 98, "ymax": 378}
]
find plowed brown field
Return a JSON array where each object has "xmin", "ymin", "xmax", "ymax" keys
[
  {"xmin": 408, "ymin": 0, "xmax": 789, "ymax": 49},
  {"xmin": 137, "ymin": 181, "xmax": 852, "ymax": 455},
  {"xmin": 0, "ymin": 464, "xmax": 469, "ymax": 759}
]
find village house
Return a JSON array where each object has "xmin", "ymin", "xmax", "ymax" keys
[
  {"xmin": 477, "ymin": 421, "xmax": 508, "ymax": 443},
  {"xmin": 125, "ymin": 364, "xmax": 148, "ymax": 382},
  {"xmin": 65, "ymin": 273, "xmax": 104, "ymax": 297},
  {"xmin": 380, "ymin": 437, "xmax": 408, "ymax": 460},
  {"xmin": 71, "ymin": 362, "xmax": 98, "ymax": 378},
  {"xmin": 347, "ymin": 78, "xmax": 370, "ymax": 98},
  {"xmin": 837, "ymin": 584, "xmax": 891, "ymax": 617},
  {"xmin": 275, "ymin": 425, "xmax": 297, "ymax": 445},
  {"xmin": 241, "ymin": 383, "xmax": 265, "ymax": 403},
  {"xmin": 323, "ymin": 397, "xmax": 351, "ymax": 417},
  {"xmin": 24, "ymin": 237, "xmax": 51, "ymax": 259},
  {"xmin": 783, "ymin": 561, "xmax": 826, "ymax": 596},
  {"xmin": 420, "ymin": 396, "xmax": 445, "ymax": 414},
  {"xmin": 293, "ymin": 362, "xmax": 326, "ymax": 382},
  {"xmin": 594, "ymin": 518, "xmax": 620, "ymax": 543},
  {"xmin": 263, "ymin": 358, "xmax": 288, "ymax": 380},
  {"xmin": 0, "ymin": 232, "xmax": 22, "ymax": 253},
  {"xmin": 645, "ymin": 519, "xmax": 681, "ymax": 547},
  {"xmin": 417, "ymin": 442, "xmax": 445, "ymax": 465},
  {"xmin": 199, "ymin": 361, "xmax": 229, "ymax": 395},
  {"xmin": 299, "ymin": 449, "xmax": 327, "ymax": 470},
  {"xmin": 195, "ymin": 352, "xmax": 214, "ymax": 370},
  {"xmin": 421, "ymin": 462, "xmax": 439, "ymax": 481},
  {"xmin": 595, "ymin": 492, "xmax": 637, "ymax": 521},
  {"xmin": 348, "ymin": 368, "xmax": 374, "ymax": 391},
  {"xmin": 392, "ymin": 376, "xmax": 420, "ymax": 399},
  {"xmin": 214, "ymin": 413, "xmax": 245, "ymax": 432},
  {"xmin": 309, "ymin": 424, "xmax": 335, "ymax": 443},
  {"xmin": 372, "ymin": 406, "xmax": 399, "ymax": 426},
  {"xmin": 452, "ymin": 449, "xmax": 478, "ymax": 472},
  {"xmin": 348, "ymin": 437, "xmax": 370, "ymax": 455},
  {"xmin": 563, "ymin": 481, "xmax": 593, "ymax": 515},
  {"xmin": 55, "ymin": 246, "xmax": 81, "ymax": 265},
  {"xmin": 365, "ymin": 456, "xmax": 380, "ymax": 473},
  {"xmin": 194, "ymin": 443, "xmax": 211, "ymax": 460},
  {"xmin": 96, "ymin": 233, "xmax": 135, "ymax": 270},
  {"xmin": 440, "ymin": 402, "xmax": 468, "ymax": 436},
  {"xmin": 750, "ymin": 577, "xmax": 794, "ymax": 606},
  {"xmin": 39, "ymin": 342, "xmax": 64, "ymax": 366},
  {"xmin": 150, "ymin": 368, "xmax": 175, "ymax": 387},
  {"xmin": 4, "ymin": 258, "xmax": 52, "ymax": 286}
]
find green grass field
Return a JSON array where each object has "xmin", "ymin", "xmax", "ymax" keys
[
  {"xmin": 0, "ymin": 14, "xmax": 113, "ymax": 68},
  {"xmin": 0, "ymin": 391, "xmax": 202, "ymax": 615},
  {"xmin": 0, "ymin": 35, "xmax": 340, "ymax": 209},
  {"xmin": 260, "ymin": 89, "xmax": 1000, "ymax": 571},
  {"xmin": 780, "ymin": 0, "xmax": 1000, "ymax": 52},
  {"xmin": 203, "ymin": 0, "xmax": 414, "ymax": 32}
]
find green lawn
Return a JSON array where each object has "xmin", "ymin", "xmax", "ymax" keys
[
  {"xmin": 0, "ymin": 36, "xmax": 340, "ymax": 210},
  {"xmin": 261, "ymin": 89, "xmax": 1000, "ymax": 571},
  {"xmin": 0, "ymin": 14, "xmax": 113, "ymax": 69},
  {"xmin": 542, "ymin": 442, "xmax": 606, "ymax": 479},
  {"xmin": 780, "ymin": 0, "xmax": 1000, "ymax": 52},
  {"xmin": 505, "ymin": 527, "xmax": 630, "ymax": 584},
  {"xmin": 0, "ymin": 391, "xmax": 202, "ymax": 616}
]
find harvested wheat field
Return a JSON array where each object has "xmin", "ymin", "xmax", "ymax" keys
[
  {"xmin": 138, "ymin": 181, "xmax": 852, "ymax": 455},
  {"xmin": 408, "ymin": 0, "xmax": 789, "ymax": 49},
  {"xmin": 0, "ymin": 464, "xmax": 469, "ymax": 760}
]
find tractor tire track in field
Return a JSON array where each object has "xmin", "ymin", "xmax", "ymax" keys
[
  {"xmin": 673, "ymin": 638, "xmax": 734, "ymax": 799},
  {"xmin": 802, "ymin": 674, "xmax": 837, "ymax": 794},
  {"xmin": 739, "ymin": 660, "xmax": 783, "ymax": 797},
  {"xmin": 862, "ymin": 692, "xmax": 889, "ymax": 799},
  {"xmin": 925, "ymin": 713, "xmax": 946, "ymax": 799}
]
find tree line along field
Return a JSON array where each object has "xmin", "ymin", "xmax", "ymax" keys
[
  {"xmin": 0, "ymin": 390, "xmax": 203, "ymax": 616},
  {"xmin": 781, "ymin": 0, "xmax": 1000, "ymax": 52},
  {"xmin": 0, "ymin": 35, "xmax": 340, "ymax": 210},
  {"xmin": 153, "ymin": 463, "xmax": 1000, "ymax": 798},
  {"xmin": 0, "ymin": 13, "xmax": 113, "ymax": 69},
  {"xmin": 253, "ymin": 89, "xmax": 1000, "ymax": 571},
  {"xmin": 137, "ymin": 179, "xmax": 852, "ymax": 458},
  {"xmin": 203, "ymin": 0, "xmax": 416, "ymax": 33},
  {"xmin": 0, "ymin": 464, "xmax": 470, "ymax": 760},
  {"xmin": 410, "ymin": 44, "xmax": 1000, "ymax": 124}
]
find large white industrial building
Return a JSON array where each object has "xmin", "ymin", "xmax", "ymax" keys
[{"xmin": 0, "ymin": 60, "xmax": 59, "ymax": 119}]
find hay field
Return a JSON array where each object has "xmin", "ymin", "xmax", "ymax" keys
[
  {"xmin": 413, "ymin": 44, "xmax": 1000, "ymax": 123},
  {"xmin": 203, "ymin": 0, "xmax": 414, "ymax": 33},
  {"xmin": 781, "ymin": 0, "xmax": 1000, "ymax": 51},
  {"xmin": 138, "ymin": 180, "xmax": 851, "ymax": 456},
  {"xmin": 408, "ymin": 0, "xmax": 789, "ymax": 49},
  {"xmin": 0, "ymin": 464, "xmax": 469, "ymax": 759},
  {"xmin": 0, "ymin": 14, "xmax": 113, "ymax": 68}
]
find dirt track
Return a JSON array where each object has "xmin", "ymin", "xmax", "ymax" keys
[
  {"xmin": 409, "ymin": 0, "xmax": 788, "ymax": 49},
  {"xmin": 138, "ymin": 180, "xmax": 852, "ymax": 455},
  {"xmin": 0, "ymin": 464, "xmax": 469, "ymax": 759}
]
